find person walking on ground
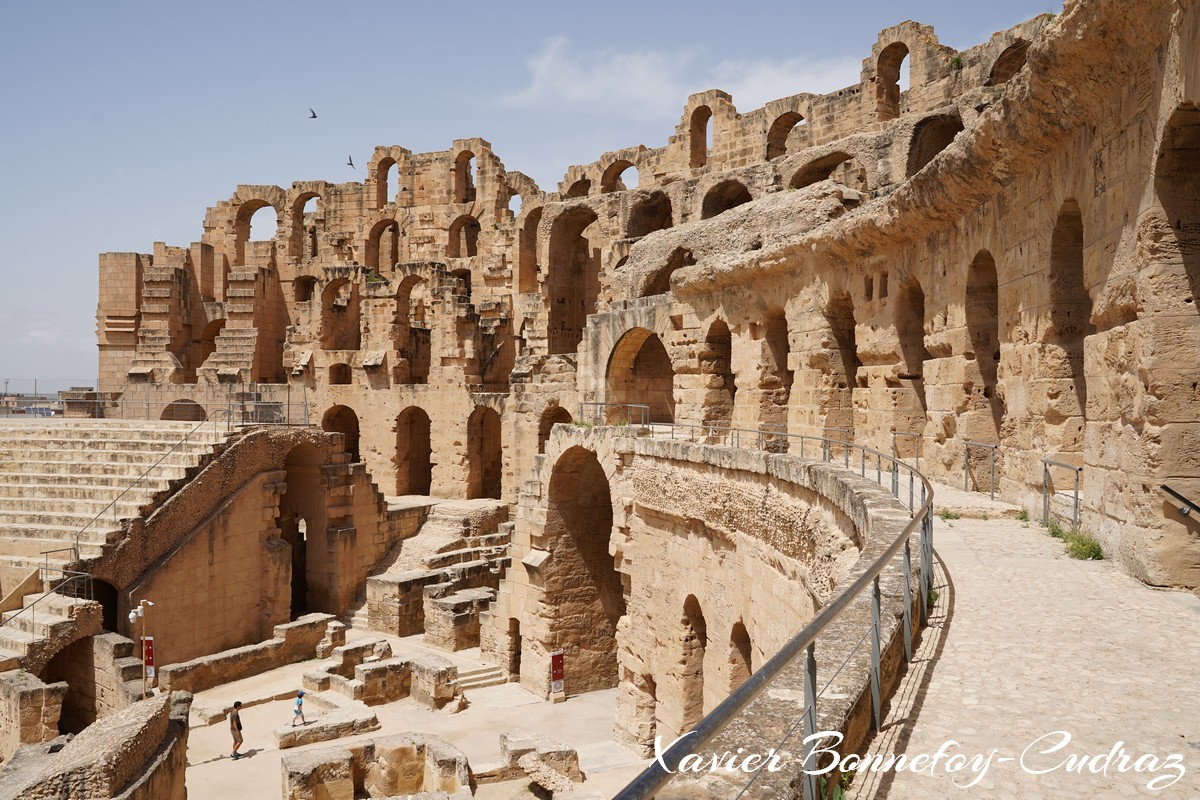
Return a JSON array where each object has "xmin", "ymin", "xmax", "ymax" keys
[
  {"xmin": 292, "ymin": 690, "xmax": 306, "ymax": 726},
  {"xmin": 229, "ymin": 701, "xmax": 244, "ymax": 759}
]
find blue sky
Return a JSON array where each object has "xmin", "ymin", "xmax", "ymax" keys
[{"xmin": 0, "ymin": 0, "xmax": 1060, "ymax": 392}]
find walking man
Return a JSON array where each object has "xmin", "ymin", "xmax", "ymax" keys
[{"xmin": 230, "ymin": 701, "xmax": 244, "ymax": 759}]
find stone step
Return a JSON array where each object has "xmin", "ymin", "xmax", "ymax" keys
[
  {"xmin": 0, "ymin": 483, "xmax": 165, "ymax": 505},
  {"xmin": 0, "ymin": 432, "xmax": 217, "ymax": 448},
  {"xmin": 0, "ymin": 461, "xmax": 191, "ymax": 479},
  {"xmin": 0, "ymin": 532, "xmax": 111, "ymax": 559},
  {"xmin": 0, "ymin": 509, "xmax": 142, "ymax": 531},
  {"xmin": 0, "ymin": 606, "xmax": 72, "ymax": 638},
  {"xmin": 0, "ymin": 447, "xmax": 208, "ymax": 466},
  {"xmin": 458, "ymin": 665, "xmax": 506, "ymax": 690},
  {"xmin": 0, "ymin": 494, "xmax": 147, "ymax": 517},
  {"xmin": 422, "ymin": 545, "xmax": 508, "ymax": 571}
]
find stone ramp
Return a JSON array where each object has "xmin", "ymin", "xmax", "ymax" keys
[{"xmin": 0, "ymin": 420, "xmax": 223, "ymax": 591}]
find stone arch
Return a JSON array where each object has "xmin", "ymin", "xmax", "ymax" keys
[
  {"xmin": 601, "ymin": 160, "xmax": 638, "ymax": 193},
  {"xmin": 453, "ymin": 151, "xmax": 476, "ymax": 204},
  {"xmin": 641, "ymin": 247, "xmax": 693, "ymax": 298},
  {"xmin": 790, "ymin": 152, "xmax": 860, "ymax": 191},
  {"xmin": 518, "ymin": 207, "xmax": 543, "ymax": 293},
  {"xmin": 278, "ymin": 444, "xmax": 325, "ymax": 618},
  {"xmin": 761, "ymin": 307, "xmax": 793, "ymax": 430},
  {"xmin": 546, "ymin": 206, "xmax": 602, "ymax": 354},
  {"xmin": 366, "ymin": 219, "xmax": 401, "ymax": 273},
  {"xmin": 467, "ymin": 406, "xmax": 502, "ymax": 499},
  {"xmin": 896, "ymin": 279, "xmax": 930, "ymax": 445},
  {"xmin": 966, "ymin": 250, "xmax": 1002, "ymax": 440},
  {"xmin": 678, "ymin": 595, "xmax": 707, "ymax": 729},
  {"xmin": 766, "ymin": 111, "xmax": 807, "ymax": 159},
  {"xmin": 701, "ymin": 180, "xmax": 752, "ymax": 220},
  {"xmin": 728, "ymin": 620, "xmax": 752, "ymax": 691},
  {"xmin": 538, "ymin": 405, "xmax": 573, "ymax": 455},
  {"xmin": 328, "ymin": 363, "xmax": 352, "ymax": 385},
  {"xmin": 877, "ymin": 41, "xmax": 910, "ymax": 121},
  {"xmin": 320, "ymin": 278, "xmax": 361, "ymax": 350},
  {"xmin": 542, "ymin": 446, "xmax": 623, "ymax": 695},
  {"xmin": 448, "ymin": 215, "xmax": 481, "ymax": 258},
  {"xmin": 160, "ymin": 399, "xmax": 206, "ymax": 422},
  {"xmin": 565, "ymin": 178, "xmax": 591, "ymax": 198},
  {"xmin": 376, "ymin": 157, "xmax": 398, "ymax": 207},
  {"xmin": 1044, "ymin": 200, "xmax": 1092, "ymax": 454},
  {"xmin": 986, "ymin": 40, "xmax": 1030, "ymax": 86},
  {"xmin": 701, "ymin": 318, "xmax": 736, "ymax": 428},
  {"xmin": 627, "ymin": 191, "xmax": 673, "ymax": 239},
  {"xmin": 1155, "ymin": 103, "xmax": 1200, "ymax": 309},
  {"xmin": 907, "ymin": 114, "xmax": 965, "ymax": 177},
  {"xmin": 690, "ymin": 106, "xmax": 712, "ymax": 169},
  {"xmin": 234, "ymin": 199, "xmax": 281, "ymax": 266},
  {"xmin": 289, "ymin": 191, "xmax": 322, "ymax": 260},
  {"xmin": 395, "ymin": 406, "xmax": 432, "ymax": 495},
  {"xmin": 322, "ymin": 405, "xmax": 360, "ymax": 462},
  {"xmin": 606, "ymin": 327, "xmax": 675, "ymax": 423}
]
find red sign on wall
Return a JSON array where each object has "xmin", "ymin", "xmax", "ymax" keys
[
  {"xmin": 142, "ymin": 636, "xmax": 154, "ymax": 667},
  {"xmin": 550, "ymin": 650, "xmax": 564, "ymax": 693}
]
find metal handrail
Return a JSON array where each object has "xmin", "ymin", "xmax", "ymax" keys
[
  {"xmin": 0, "ymin": 566, "xmax": 93, "ymax": 655},
  {"xmin": 1161, "ymin": 484, "xmax": 1198, "ymax": 517},
  {"xmin": 1041, "ymin": 457, "xmax": 1083, "ymax": 530},
  {"xmin": 71, "ymin": 410, "xmax": 232, "ymax": 557},
  {"xmin": 578, "ymin": 402, "xmax": 651, "ymax": 428},
  {"xmin": 610, "ymin": 423, "xmax": 934, "ymax": 800},
  {"xmin": 963, "ymin": 440, "xmax": 998, "ymax": 500}
]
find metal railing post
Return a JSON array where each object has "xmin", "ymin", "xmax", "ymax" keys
[
  {"xmin": 902, "ymin": 539, "xmax": 913, "ymax": 662},
  {"xmin": 964, "ymin": 445, "xmax": 970, "ymax": 491},
  {"xmin": 1073, "ymin": 469, "xmax": 1080, "ymax": 531},
  {"xmin": 869, "ymin": 576, "xmax": 882, "ymax": 730},
  {"xmin": 1042, "ymin": 462, "xmax": 1050, "ymax": 526},
  {"xmin": 802, "ymin": 643, "xmax": 818, "ymax": 800}
]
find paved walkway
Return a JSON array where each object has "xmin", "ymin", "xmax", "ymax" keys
[{"xmin": 851, "ymin": 485, "xmax": 1200, "ymax": 799}]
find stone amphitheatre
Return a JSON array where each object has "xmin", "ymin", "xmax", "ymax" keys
[{"xmin": 1, "ymin": 0, "xmax": 1198, "ymax": 798}]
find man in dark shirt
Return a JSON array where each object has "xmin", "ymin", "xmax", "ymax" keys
[{"xmin": 230, "ymin": 701, "xmax": 244, "ymax": 760}]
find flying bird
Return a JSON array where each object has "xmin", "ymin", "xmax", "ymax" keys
[
  {"xmin": 308, "ymin": 108, "xmax": 318, "ymax": 119},
  {"xmin": 347, "ymin": 155, "xmax": 355, "ymax": 169}
]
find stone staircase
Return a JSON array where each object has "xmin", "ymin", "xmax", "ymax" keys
[
  {"xmin": 457, "ymin": 663, "xmax": 506, "ymax": 691},
  {"xmin": 0, "ymin": 420, "xmax": 224, "ymax": 589},
  {"xmin": 0, "ymin": 589, "xmax": 103, "ymax": 673}
]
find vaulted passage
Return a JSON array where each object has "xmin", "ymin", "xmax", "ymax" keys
[
  {"xmin": 607, "ymin": 328, "xmax": 675, "ymax": 423},
  {"xmin": 895, "ymin": 280, "xmax": 930, "ymax": 449},
  {"xmin": 728, "ymin": 620, "xmax": 752, "ymax": 691},
  {"xmin": 547, "ymin": 207, "xmax": 601, "ymax": 355},
  {"xmin": 627, "ymin": 191, "xmax": 673, "ymax": 238},
  {"xmin": 1044, "ymin": 200, "xmax": 1092, "ymax": 455},
  {"xmin": 395, "ymin": 406, "xmax": 432, "ymax": 495},
  {"xmin": 543, "ymin": 447, "xmax": 622, "ymax": 695},
  {"xmin": 907, "ymin": 114, "xmax": 964, "ymax": 177},
  {"xmin": 677, "ymin": 595, "xmax": 707, "ymax": 730},
  {"xmin": 467, "ymin": 406, "xmax": 502, "ymax": 499},
  {"xmin": 278, "ymin": 444, "xmax": 325, "ymax": 618},
  {"xmin": 824, "ymin": 292, "xmax": 860, "ymax": 437},
  {"xmin": 321, "ymin": 279, "xmax": 361, "ymax": 351},
  {"xmin": 966, "ymin": 250, "xmax": 1002, "ymax": 439},
  {"xmin": 538, "ymin": 405, "xmax": 572, "ymax": 454},
  {"xmin": 701, "ymin": 319, "xmax": 736, "ymax": 428},
  {"xmin": 760, "ymin": 308, "xmax": 792, "ymax": 431},
  {"xmin": 322, "ymin": 405, "xmax": 360, "ymax": 462},
  {"xmin": 701, "ymin": 180, "xmax": 752, "ymax": 220}
]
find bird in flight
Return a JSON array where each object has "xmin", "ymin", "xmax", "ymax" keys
[
  {"xmin": 308, "ymin": 108, "xmax": 318, "ymax": 119},
  {"xmin": 347, "ymin": 155, "xmax": 355, "ymax": 169}
]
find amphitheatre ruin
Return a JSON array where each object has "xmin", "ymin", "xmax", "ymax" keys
[{"xmin": 1, "ymin": 0, "xmax": 1198, "ymax": 797}]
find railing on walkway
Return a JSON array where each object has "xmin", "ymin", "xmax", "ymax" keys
[
  {"xmin": 607, "ymin": 422, "xmax": 934, "ymax": 800},
  {"xmin": 1160, "ymin": 484, "xmax": 1199, "ymax": 518},
  {"xmin": 1042, "ymin": 457, "xmax": 1083, "ymax": 530},
  {"xmin": 963, "ymin": 440, "xmax": 998, "ymax": 500},
  {"xmin": 71, "ymin": 411, "xmax": 233, "ymax": 557},
  {"xmin": 0, "ymin": 558, "xmax": 93, "ymax": 657},
  {"xmin": 44, "ymin": 382, "xmax": 312, "ymax": 426},
  {"xmin": 578, "ymin": 402, "xmax": 650, "ymax": 428}
]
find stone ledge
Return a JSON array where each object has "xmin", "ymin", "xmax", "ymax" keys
[{"xmin": 274, "ymin": 707, "xmax": 381, "ymax": 749}]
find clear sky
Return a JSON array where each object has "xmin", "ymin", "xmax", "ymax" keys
[{"xmin": 0, "ymin": 0, "xmax": 1061, "ymax": 393}]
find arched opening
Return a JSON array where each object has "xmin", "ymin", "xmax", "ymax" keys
[
  {"xmin": 518, "ymin": 207, "xmax": 543, "ymax": 293},
  {"xmin": 506, "ymin": 618, "xmax": 522, "ymax": 678},
  {"xmin": 546, "ymin": 206, "xmax": 601, "ymax": 354},
  {"xmin": 367, "ymin": 220, "xmax": 401, "ymax": 273},
  {"xmin": 877, "ymin": 42, "xmax": 910, "ymax": 121},
  {"xmin": 896, "ymin": 280, "xmax": 930, "ymax": 449},
  {"xmin": 400, "ymin": 277, "xmax": 432, "ymax": 384},
  {"xmin": 790, "ymin": 152, "xmax": 859, "ymax": 191},
  {"xmin": 565, "ymin": 178, "xmax": 591, "ymax": 198},
  {"xmin": 447, "ymin": 215, "xmax": 481, "ymax": 258},
  {"xmin": 824, "ymin": 292, "xmax": 860, "ymax": 437},
  {"xmin": 538, "ymin": 405, "xmax": 573, "ymax": 454},
  {"xmin": 601, "ymin": 160, "xmax": 638, "ymax": 193},
  {"xmin": 543, "ymin": 446, "xmax": 622, "ymax": 694},
  {"xmin": 377, "ymin": 157, "xmax": 399, "ymax": 206},
  {"xmin": 451, "ymin": 268, "xmax": 472, "ymax": 300},
  {"xmin": 761, "ymin": 308, "xmax": 792, "ymax": 430},
  {"xmin": 395, "ymin": 406, "xmax": 432, "ymax": 495},
  {"xmin": 966, "ymin": 250, "xmax": 1002, "ymax": 439},
  {"xmin": 1045, "ymin": 200, "xmax": 1092, "ymax": 454},
  {"xmin": 701, "ymin": 180, "xmax": 752, "ymax": 220},
  {"xmin": 728, "ymin": 621, "xmax": 752, "ymax": 691},
  {"xmin": 679, "ymin": 595, "xmax": 707, "ymax": 729},
  {"xmin": 290, "ymin": 193, "xmax": 321, "ymax": 260},
  {"xmin": 93, "ymin": 579, "xmax": 118, "ymax": 632},
  {"xmin": 506, "ymin": 189, "xmax": 523, "ymax": 219},
  {"xmin": 690, "ymin": 106, "xmax": 712, "ymax": 169},
  {"xmin": 702, "ymin": 319, "xmax": 736, "ymax": 428},
  {"xmin": 467, "ymin": 407, "xmax": 502, "ymax": 499},
  {"xmin": 198, "ymin": 319, "xmax": 225, "ymax": 367},
  {"xmin": 160, "ymin": 399, "xmax": 206, "ymax": 421},
  {"xmin": 1155, "ymin": 103, "xmax": 1200, "ymax": 312},
  {"xmin": 42, "ymin": 638, "xmax": 100, "ymax": 733},
  {"xmin": 295, "ymin": 276, "xmax": 316, "ymax": 303},
  {"xmin": 627, "ymin": 191, "xmax": 673, "ymax": 239},
  {"xmin": 322, "ymin": 405, "xmax": 360, "ymax": 462},
  {"xmin": 328, "ymin": 363, "xmax": 352, "ymax": 385},
  {"xmin": 278, "ymin": 444, "xmax": 324, "ymax": 618},
  {"xmin": 607, "ymin": 327, "xmax": 675, "ymax": 423},
  {"xmin": 986, "ymin": 40, "xmax": 1030, "ymax": 86},
  {"xmin": 234, "ymin": 200, "xmax": 278, "ymax": 265},
  {"xmin": 642, "ymin": 248, "xmax": 693, "ymax": 297},
  {"xmin": 766, "ymin": 111, "xmax": 807, "ymax": 159},
  {"xmin": 453, "ymin": 151, "xmax": 476, "ymax": 204},
  {"xmin": 907, "ymin": 114, "xmax": 965, "ymax": 177},
  {"xmin": 320, "ymin": 278, "xmax": 361, "ymax": 350}
]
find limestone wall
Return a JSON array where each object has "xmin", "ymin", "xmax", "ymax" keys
[{"xmin": 0, "ymin": 671, "xmax": 66, "ymax": 763}]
